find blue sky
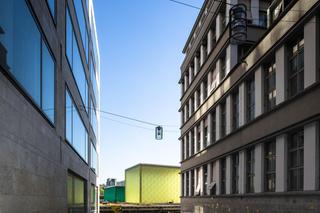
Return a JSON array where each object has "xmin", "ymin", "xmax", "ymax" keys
[{"xmin": 94, "ymin": 0, "xmax": 203, "ymax": 182}]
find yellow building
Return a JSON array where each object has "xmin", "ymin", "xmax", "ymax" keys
[{"xmin": 125, "ymin": 164, "xmax": 180, "ymax": 204}]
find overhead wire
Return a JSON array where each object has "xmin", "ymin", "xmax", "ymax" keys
[{"xmin": 167, "ymin": 0, "xmax": 313, "ymax": 23}]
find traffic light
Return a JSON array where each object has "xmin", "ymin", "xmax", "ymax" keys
[{"xmin": 155, "ymin": 126, "xmax": 163, "ymax": 140}]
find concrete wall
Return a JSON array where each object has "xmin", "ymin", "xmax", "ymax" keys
[{"xmin": 0, "ymin": 0, "xmax": 98, "ymax": 212}]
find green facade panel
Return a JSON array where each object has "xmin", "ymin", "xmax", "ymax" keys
[
  {"xmin": 104, "ymin": 186, "xmax": 125, "ymax": 203},
  {"xmin": 125, "ymin": 164, "xmax": 180, "ymax": 204}
]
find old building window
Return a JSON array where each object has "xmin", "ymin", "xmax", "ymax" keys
[
  {"xmin": 246, "ymin": 76, "xmax": 255, "ymax": 122},
  {"xmin": 195, "ymin": 168, "xmax": 201, "ymax": 196},
  {"xmin": 186, "ymin": 172, "xmax": 190, "ymax": 196},
  {"xmin": 190, "ymin": 130, "xmax": 195, "ymax": 156},
  {"xmin": 203, "ymin": 165, "xmax": 208, "ymax": 196},
  {"xmin": 232, "ymin": 89, "xmax": 239, "ymax": 131},
  {"xmin": 204, "ymin": 117, "xmax": 209, "ymax": 148},
  {"xmin": 220, "ymin": 101, "xmax": 226, "ymax": 138},
  {"xmin": 181, "ymin": 139, "xmax": 184, "ymax": 160},
  {"xmin": 264, "ymin": 61, "xmax": 276, "ymax": 112},
  {"xmin": 232, "ymin": 153, "xmax": 239, "ymax": 194},
  {"xmin": 220, "ymin": 54, "xmax": 226, "ymax": 81},
  {"xmin": 220, "ymin": 158, "xmax": 226, "ymax": 194},
  {"xmin": 211, "ymin": 109, "xmax": 216, "ymax": 144},
  {"xmin": 197, "ymin": 88, "xmax": 201, "ymax": 108},
  {"xmin": 209, "ymin": 162, "xmax": 216, "ymax": 195},
  {"xmin": 288, "ymin": 130, "xmax": 304, "ymax": 191},
  {"xmin": 203, "ymin": 78, "xmax": 208, "ymax": 100},
  {"xmin": 246, "ymin": 147, "xmax": 255, "ymax": 193},
  {"xmin": 197, "ymin": 124, "xmax": 201, "ymax": 152},
  {"xmin": 288, "ymin": 38, "xmax": 304, "ymax": 97},
  {"xmin": 265, "ymin": 140, "xmax": 276, "ymax": 192},
  {"xmin": 186, "ymin": 104, "xmax": 189, "ymax": 120},
  {"xmin": 186, "ymin": 134, "xmax": 189, "ymax": 158},
  {"xmin": 190, "ymin": 96, "xmax": 195, "ymax": 114},
  {"xmin": 191, "ymin": 170, "xmax": 195, "ymax": 196}
]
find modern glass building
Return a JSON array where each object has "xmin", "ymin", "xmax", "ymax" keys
[
  {"xmin": 0, "ymin": 0, "xmax": 100, "ymax": 212},
  {"xmin": 179, "ymin": 0, "xmax": 320, "ymax": 212}
]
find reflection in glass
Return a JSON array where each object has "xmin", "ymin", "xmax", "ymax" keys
[
  {"xmin": 42, "ymin": 41, "xmax": 55, "ymax": 123},
  {"xmin": 65, "ymin": 89, "xmax": 88, "ymax": 162},
  {"xmin": 0, "ymin": 0, "xmax": 55, "ymax": 123}
]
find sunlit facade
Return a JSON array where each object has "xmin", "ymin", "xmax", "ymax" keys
[
  {"xmin": 0, "ymin": 0, "xmax": 100, "ymax": 212},
  {"xmin": 179, "ymin": 0, "xmax": 320, "ymax": 212}
]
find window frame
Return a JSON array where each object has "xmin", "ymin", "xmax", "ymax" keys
[
  {"xmin": 246, "ymin": 147, "xmax": 255, "ymax": 193},
  {"xmin": 246, "ymin": 76, "xmax": 255, "ymax": 123},
  {"xmin": 287, "ymin": 129, "xmax": 304, "ymax": 191},
  {"xmin": 65, "ymin": 5, "xmax": 89, "ymax": 115},
  {"xmin": 67, "ymin": 172, "xmax": 87, "ymax": 213},
  {"xmin": 220, "ymin": 158, "xmax": 226, "ymax": 194},
  {"xmin": 232, "ymin": 89, "xmax": 239, "ymax": 131},
  {"xmin": 288, "ymin": 37, "xmax": 304, "ymax": 98},
  {"xmin": 264, "ymin": 140, "xmax": 276, "ymax": 192},
  {"xmin": 65, "ymin": 86, "xmax": 89, "ymax": 163},
  {"xmin": 264, "ymin": 61, "xmax": 276, "ymax": 112},
  {"xmin": 0, "ymin": 0, "xmax": 56, "ymax": 126},
  {"xmin": 211, "ymin": 110, "xmax": 216, "ymax": 144},
  {"xmin": 220, "ymin": 101, "xmax": 226, "ymax": 138},
  {"xmin": 232, "ymin": 153, "xmax": 239, "ymax": 194}
]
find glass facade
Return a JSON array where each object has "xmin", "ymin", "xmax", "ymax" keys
[
  {"xmin": 90, "ymin": 55, "xmax": 99, "ymax": 102},
  {"xmin": 91, "ymin": 185, "xmax": 98, "ymax": 213},
  {"xmin": 73, "ymin": 0, "xmax": 89, "ymax": 62},
  {"xmin": 66, "ymin": 89, "xmax": 88, "ymax": 162},
  {"xmin": 91, "ymin": 141, "xmax": 98, "ymax": 173},
  {"xmin": 0, "ymin": 0, "xmax": 55, "ymax": 123},
  {"xmin": 68, "ymin": 173, "xmax": 86, "ymax": 213},
  {"xmin": 66, "ymin": 7, "xmax": 89, "ymax": 112},
  {"xmin": 90, "ymin": 98, "xmax": 98, "ymax": 137}
]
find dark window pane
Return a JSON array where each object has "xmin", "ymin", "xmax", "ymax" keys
[
  {"xmin": 91, "ymin": 142, "xmax": 98, "ymax": 173},
  {"xmin": 66, "ymin": 8, "xmax": 73, "ymax": 66},
  {"xmin": 73, "ymin": 0, "xmax": 88, "ymax": 63},
  {"xmin": 66, "ymin": 91, "xmax": 73, "ymax": 143},
  {"xmin": 73, "ymin": 108, "xmax": 87, "ymax": 161},
  {"xmin": 66, "ymin": 89, "xmax": 88, "ymax": 162},
  {"xmin": 1, "ymin": 0, "xmax": 56, "ymax": 124},
  {"xmin": 73, "ymin": 33, "xmax": 88, "ymax": 111},
  {"xmin": 42, "ymin": 41, "xmax": 55, "ymax": 123},
  {"xmin": 0, "ymin": 0, "xmax": 41, "ymax": 105},
  {"xmin": 90, "ymin": 56, "xmax": 99, "ymax": 102}
]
